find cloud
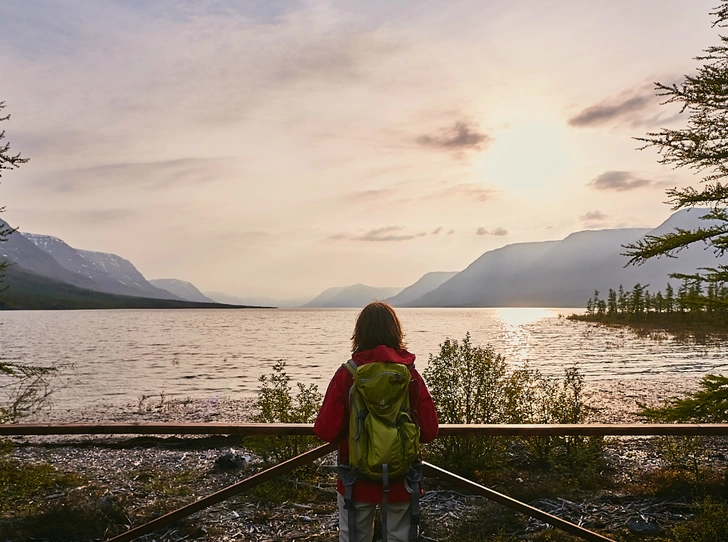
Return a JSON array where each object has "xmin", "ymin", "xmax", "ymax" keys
[
  {"xmin": 332, "ymin": 226, "xmax": 427, "ymax": 242},
  {"xmin": 568, "ymin": 82, "xmax": 663, "ymax": 128},
  {"xmin": 476, "ymin": 226, "xmax": 508, "ymax": 236},
  {"xmin": 569, "ymin": 95, "xmax": 651, "ymax": 127},
  {"xmin": 432, "ymin": 226, "xmax": 442, "ymax": 234},
  {"xmin": 425, "ymin": 183, "xmax": 498, "ymax": 202},
  {"xmin": 37, "ymin": 158, "xmax": 232, "ymax": 193},
  {"xmin": 447, "ymin": 229, "xmax": 455, "ymax": 235},
  {"xmin": 579, "ymin": 210, "xmax": 608, "ymax": 223},
  {"xmin": 416, "ymin": 122, "xmax": 492, "ymax": 152},
  {"xmin": 343, "ymin": 188, "xmax": 398, "ymax": 202},
  {"xmin": 588, "ymin": 170, "xmax": 650, "ymax": 191}
]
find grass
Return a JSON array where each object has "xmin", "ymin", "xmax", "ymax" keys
[
  {"xmin": 0, "ymin": 450, "xmax": 120, "ymax": 540},
  {"xmin": 0, "ymin": 453, "xmax": 85, "ymax": 516}
]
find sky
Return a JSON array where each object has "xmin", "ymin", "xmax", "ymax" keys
[{"xmin": 0, "ymin": 0, "xmax": 721, "ymax": 301}]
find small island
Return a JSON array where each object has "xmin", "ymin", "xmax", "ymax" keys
[{"xmin": 570, "ymin": 280, "xmax": 728, "ymax": 339}]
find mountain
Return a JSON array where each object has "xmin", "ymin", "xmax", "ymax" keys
[
  {"xmin": 385, "ymin": 272, "xmax": 459, "ymax": 306},
  {"xmin": 407, "ymin": 209, "xmax": 728, "ymax": 307},
  {"xmin": 0, "ymin": 219, "xmax": 254, "ymax": 308},
  {"xmin": 0, "ymin": 265, "xmax": 253, "ymax": 310},
  {"xmin": 409, "ymin": 240, "xmax": 563, "ymax": 306},
  {"xmin": 1, "ymin": 222, "xmax": 102, "ymax": 290},
  {"xmin": 148, "ymin": 279, "xmax": 214, "ymax": 303},
  {"xmin": 304, "ymin": 284, "xmax": 403, "ymax": 308},
  {"xmin": 21, "ymin": 233, "xmax": 180, "ymax": 300}
]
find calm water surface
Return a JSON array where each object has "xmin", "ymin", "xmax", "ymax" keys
[{"xmin": 1, "ymin": 308, "xmax": 726, "ymax": 410}]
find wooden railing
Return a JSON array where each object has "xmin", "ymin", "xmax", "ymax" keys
[
  {"xmin": 5, "ymin": 422, "xmax": 728, "ymax": 437},
  {"xmin": 5, "ymin": 422, "xmax": 728, "ymax": 542}
]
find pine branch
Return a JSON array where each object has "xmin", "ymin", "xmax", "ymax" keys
[{"xmin": 622, "ymin": 224, "xmax": 728, "ymax": 265}]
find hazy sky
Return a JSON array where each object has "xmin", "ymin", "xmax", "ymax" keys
[{"xmin": 0, "ymin": 0, "xmax": 720, "ymax": 300}]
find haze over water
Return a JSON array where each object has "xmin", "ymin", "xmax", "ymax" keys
[{"xmin": 1, "ymin": 308, "xmax": 726, "ymax": 411}]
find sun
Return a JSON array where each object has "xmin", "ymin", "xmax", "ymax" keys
[{"xmin": 473, "ymin": 113, "xmax": 574, "ymax": 195}]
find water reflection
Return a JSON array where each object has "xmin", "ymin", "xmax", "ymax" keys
[
  {"xmin": 0, "ymin": 307, "xmax": 726, "ymax": 410},
  {"xmin": 494, "ymin": 307, "xmax": 558, "ymax": 327}
]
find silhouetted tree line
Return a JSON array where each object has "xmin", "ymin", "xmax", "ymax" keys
[{"xmin": 585, "ymin": 278, "xmax": 728, "ymax": 322}]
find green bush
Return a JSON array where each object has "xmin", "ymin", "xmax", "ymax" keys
[
  {"xmin": 244, "ymin": 360, "xmax": 323, "ymax": 465},
  {"xmin": 423, "ymin": 333, "xmax": 602, "ymax": 475},
  {"xmin": 423, "ymin": 333, "xmax": 512, "ymax": 473},
  {"xmin": 638, "ymin": 374, "xmax": 728, "ymax": 423},
  {"xmin": 637, "ymin": 374, "xmax": 728, "ymax": 481},
  {"xmin": 671, "ymin": 497, "xmax": 728, "ymax": 542}
]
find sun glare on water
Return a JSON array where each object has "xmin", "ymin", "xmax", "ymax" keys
[
  {"xmin": 495, "ymin": 307, "xmax": 556, "ymax": 327},
  {"xmin": 488, "ymin": 308, "xmax": 559, "ymax": 365}
]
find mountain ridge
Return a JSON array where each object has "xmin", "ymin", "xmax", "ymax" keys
[
  {"xmin": 406, "ymin": 209, "xmax": 727, "ymax": 307},
  {"xmin": 303, "ymin": 283, "xmax": 403, "ymax": 308},
  {"xmin": 21, "ymin": 232, "xmax": 180, "ymax": 300},
  {"xmin": 3, "ymin": 208, "xmax": 725, "ymax": 309},
  {"xmin": 150, "ymin": 279, "xmax": 215, "ymax": 303}
]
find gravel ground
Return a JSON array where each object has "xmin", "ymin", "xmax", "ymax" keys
[{"xmin": 3, "ymin": 376, "xmax": 722, "ymax": 541}]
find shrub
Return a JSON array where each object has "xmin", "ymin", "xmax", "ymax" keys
[
  {"xmin": 423, "ymin": 333, "xmax": 601, "ymax": 475},
  {"xmin": 244, "ymin": 360, "xmax": 323, "ymax": 465},
  {"xmin": 671, "ymin": 497, "xmax": 728, "ymax": 542},
  {"xmin": 423, "ymin": 333, "xmax": 512, "ymax": 474},
  {"xmin": 0, "ymin": 361, "xmax": 59, "ymax": 423},
  {"xmin": 638, "ymin": 374, "xmax": 728, "ymax": 482},
  {"xmin": 638, "ymin": 373, "xmax": 728, "ymax": 423}
]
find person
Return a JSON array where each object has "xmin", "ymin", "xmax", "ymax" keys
[{"xmin": 314, "ymin": 301, "xmax": 439, "ymax": 542}]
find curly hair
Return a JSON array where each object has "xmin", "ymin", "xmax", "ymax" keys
[{"xmin": 351, "ymin": 301, "xmax": 406, "ymax": 353}]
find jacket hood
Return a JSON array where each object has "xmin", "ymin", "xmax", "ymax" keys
[{"xmin": 351, "ymin": 345, "xmax": 416, "ymax": 366}]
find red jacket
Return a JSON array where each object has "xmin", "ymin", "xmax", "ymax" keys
[{"xmin": 314, "ymin": 345, "xmax": 439, "ymax": 503}]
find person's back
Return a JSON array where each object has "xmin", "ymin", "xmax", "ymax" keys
[{"xmin": 314, "ymin": 302, "xmax": 439, "ymax": 542}]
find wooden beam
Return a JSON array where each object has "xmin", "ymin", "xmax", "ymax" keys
[
  {"xmin": 4, "ymin": 422, "xmax": 728, "ymax": 437},
  {"xmin": 0, "ymin": 422, "xmax": 316, "ymax": 436},
  {"xmin": 437, "ymin": 423, "xmax": 728, "ymax": 436},
  {"xmin": 423, "ymin": 462, "xmax": 616, "ymax": 542}
]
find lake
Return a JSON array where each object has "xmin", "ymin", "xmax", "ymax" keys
[{"xmin": 1, "ymin": 307, "xmax": 727, "ymax": 411}]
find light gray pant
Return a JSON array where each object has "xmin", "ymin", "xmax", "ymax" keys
[{"xmin": 337, "ymin": 493, "xmax": 412, "ymax": 542}]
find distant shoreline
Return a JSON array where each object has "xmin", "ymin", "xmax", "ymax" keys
[{"xmin": 569, "ymin": 312, "xmax": 728, "ymax": 342}]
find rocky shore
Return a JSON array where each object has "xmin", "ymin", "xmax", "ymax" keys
[{"xmin": 3, "ymin": 375, "xmax": 720, "ymax": 541}]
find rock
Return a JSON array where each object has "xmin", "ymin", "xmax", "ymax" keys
[
  {"xmin": 214, "ymin": 449, "xmax": 249, "ymax": 470},
  {"xmin": 627, "ymin": 518, "xmax": 661, "ymax": 535}
]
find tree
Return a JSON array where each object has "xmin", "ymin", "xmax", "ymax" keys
[
  {"xmin": 623, "ymin": 3, "xmax": 728, "ymax": 298},
  {"xmin": 629, "ymin": 283, "xmax": 647, "ymax": 315},
  {"xmin": 665, "ymin": 283, "xmax": 676, "ymax": 313},
  {"xmin": 607, "ymin": 288, "xmax": 618, "ymax": 315},
  {"xmin": 0, "ymin": 100, "xmax": 28, "ymax": 281},
  {"xmin": 0, "ymin": 102, "xmax": 53, "ymax": 423},
  {"xmin": 617, "ymin": 284, "xmax": 627, "ymax": 314}
]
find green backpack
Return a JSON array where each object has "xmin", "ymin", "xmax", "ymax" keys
[
  {"xmin": 340, "ymin": 359, "xmax": 423, "ymax": 542},
  {"xmin": 345, "ymin": 359, "xmax": 420, "ymax": 479}
]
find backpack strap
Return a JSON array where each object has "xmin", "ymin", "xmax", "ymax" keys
[
  {"xmin": 405, "ymin": 461, "xmax": 424, "ymax": 541},
  {"xmin": 381, "ymin": 463, "xmax": 390, "ymax": 542},
  {"xmin": 343, "ymin": 358, "xmax": 357, "ymax": 376},
  {"xmin": 338, "ymin": 464, "xmax": 358, "ymax": 541}
]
